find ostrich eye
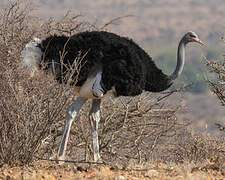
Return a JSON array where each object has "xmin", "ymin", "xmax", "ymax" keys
[{"xmin": 189, "ymin": 34, "xmax": 196, "ymax": 38}]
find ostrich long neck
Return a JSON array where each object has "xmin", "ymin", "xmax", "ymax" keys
[{"xmin": 170, "ymin": 39, "xmax": 186, "ymax": 81}]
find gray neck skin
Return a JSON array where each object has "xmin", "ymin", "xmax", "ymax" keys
[{"xmin": 170, "ymin": 39, "xmax": 186, "ymax": 81}]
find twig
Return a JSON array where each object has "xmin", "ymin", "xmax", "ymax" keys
[
  {"xmin": 157, "ymin": 83, "xmax": 193, "ymax": 102},
  {"xmin": 100, "ymin": 15, "xmax": 135, "ymax": 29}
]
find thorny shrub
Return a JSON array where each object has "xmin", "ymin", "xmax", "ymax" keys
[
  {"xmin": 163, "ymin": 132, "xmax": 225, "ymax": 166},
  {"xmin": 0, "ymin": 1, "xmax": 224, "ymax": 167},
  {"xmin": 204, "ymin": 36, "xmax": 225, "ymax": 133},
  {"xmin": 205, "ymin": 53, "xmax": 225, "ymax": 106},
  {"xmin": 0, "ymin": 1, "xmax": 89, "ymax": 166}
]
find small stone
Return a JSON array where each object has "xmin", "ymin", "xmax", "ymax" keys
[
  {"xmin": 118, "ymin": 175, "xmax": 125, "ymax": 180},
  {"xmin": 146, "ymin": 169, "xmax": 159, "ymax": 177}
]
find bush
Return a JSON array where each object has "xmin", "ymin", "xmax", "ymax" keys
[
  {"xmin": 204, "ymin": 36, "xmax": 225, "ymax": 133},
  {"xmin": 164, "ymin": 132, "xmax": 225, "ymax": 165},
  {"xmin": 0, "ymin": 1, "xmax": 84, "ymax": 166},
  {"xmin": 205, "ymin": 55, "xmax": 225, "ymax": 106}
]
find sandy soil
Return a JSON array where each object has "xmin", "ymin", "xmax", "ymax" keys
[{"xmin": 0, "ymin": 161, "xmax": 224, "ymax": 180}]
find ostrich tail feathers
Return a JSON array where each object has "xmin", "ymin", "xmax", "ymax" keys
[{"xmin": 20, "ymin": 38, "xmax": 42, "ymax": 76}]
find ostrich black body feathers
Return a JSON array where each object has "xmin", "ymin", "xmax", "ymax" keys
[{"xmin": 39, "ymin": 31, "xmax": 172, "ymax": 96}]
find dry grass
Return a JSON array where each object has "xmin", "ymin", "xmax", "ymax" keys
[{"xmin": 0, "ymin": 3, "xmax": 224, "ymax": 180}]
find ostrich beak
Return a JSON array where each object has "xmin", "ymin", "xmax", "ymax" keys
[{"xmin": 192, "ymin": 37, "xmax": 204, "ymax": 45}]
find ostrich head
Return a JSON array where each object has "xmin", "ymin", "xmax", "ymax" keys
[{"xmin": 182, "ymin": 31, "xmax": 204, "ymax": 45}]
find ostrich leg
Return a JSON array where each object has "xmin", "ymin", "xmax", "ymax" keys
[
  {"xmin": 89, "ymin": 99, "xmax": 101, "ymax": 162},
  {"xmin": 57, "ymin": 97, "xmax": 87, "ymax": 162}
]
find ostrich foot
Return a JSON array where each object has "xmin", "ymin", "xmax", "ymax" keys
[{"xmin": 56, "ymin": 153, "xmax": 66, "ymax": 164}]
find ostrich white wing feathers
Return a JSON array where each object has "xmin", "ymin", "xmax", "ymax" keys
[{"xmin": 21, "ymin": 38, "xmax": 42, "ymax": 76}]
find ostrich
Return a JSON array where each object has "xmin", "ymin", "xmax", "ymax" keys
[{"xmin": 21, "ymin": 31, "xmax": 203, "ymax": 162}]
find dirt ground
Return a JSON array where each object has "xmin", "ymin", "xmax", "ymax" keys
[{"xmin": 0, "ymin": 161, "xmax": 224, "ymax": 180}]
